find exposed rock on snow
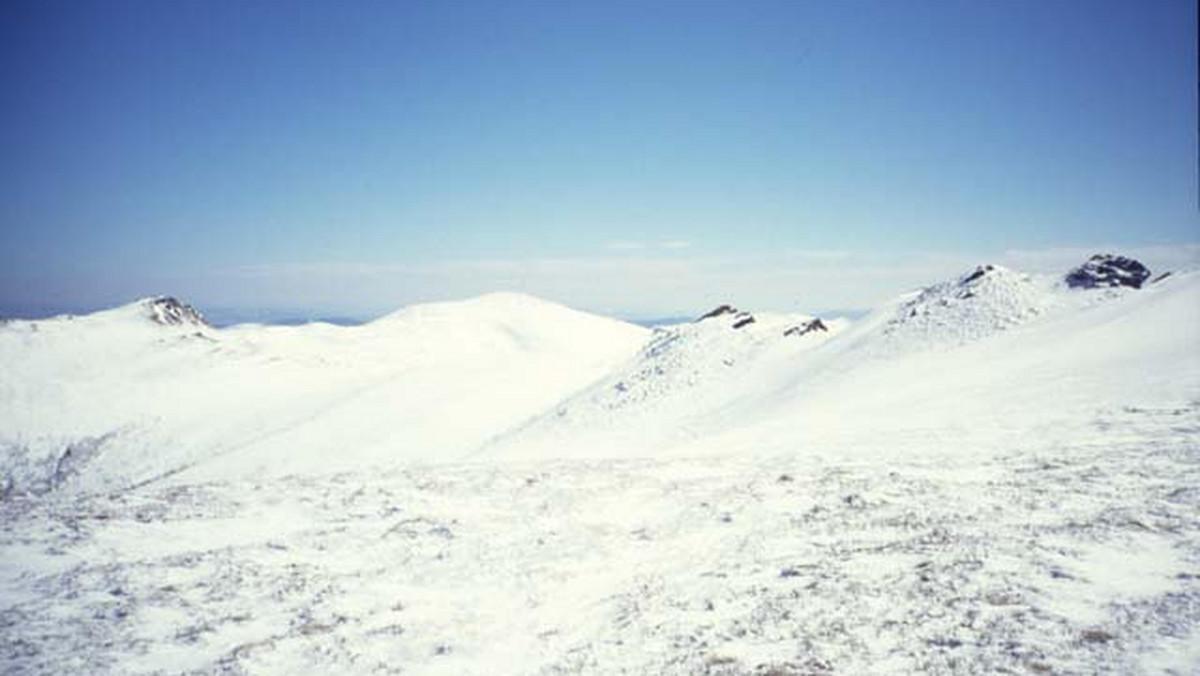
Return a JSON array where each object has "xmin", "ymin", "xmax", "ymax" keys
[
  {"xmin": 695, "ymin": 304, "xmax": 757, "ymax": 330},
  {"xmin": 142, "ymin": 296, "xmax": 209, "ymax": 327},
  {"xmin": 783, "ymin": 318, "xmax": 828, "ymax": 337},
  {"xmin": 730, "ymin": 313, "xmax": 755, "ymax": 329},
  {"xmin": 695, "ymin": 305, "xmax": 738, "ymax": 322},
  {"xmin": 960, "ymin": 263, "xmax": 997, "ymax": 285},
  {"xmin": 1066, "ymin": 254, "xmax": 1152, "ymax": 289}
]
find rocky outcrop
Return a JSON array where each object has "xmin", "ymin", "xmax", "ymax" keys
[
  {"xmin": 696, "ymin": 305, "xmax": 738, "ymax": 322},
  {"xmin": 731, "ymin": 314, "xmax": 756, "ymax": 330},
  {"xmin": 961, "ymin": 264, "xmax": 997, "ymax": 286},
  {"xmin": 144, "ymin": 297, "xmax": 209, "ymax": 327},
  {"xmin": 696, "ymin": 305, "xmax": 756, "ymax": 330},
  {"xmin": 784, "ymin": 319, "xmax": 828, "ymax": 337},
  {"xmin": 1065, "ymin": 255, "xmax": 1151, "ymax": 290}
]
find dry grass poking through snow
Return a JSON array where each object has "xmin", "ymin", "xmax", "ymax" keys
[{"xmin": 2, "ymin": 404, "xmax": 1199, "ymax": 675}]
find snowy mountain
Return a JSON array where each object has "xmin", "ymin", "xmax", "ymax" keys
[
  {"xmin": 487, "ymin": 259, "xmax": 1197, "ymax": 460},
  {"xmin": 482, "ymin": 305, "xmax": 848, "ymax": 459},
  {"xmin": 4, "ymin": 258, "xmax": 1194, "ymax": 489},
  {"xmin": 2, "ymin": 256, "xmax": 1199, "ymax": 675},
  {"xmin": 0, "ymin": 292, "xmax": 648, "ymax": 495}
]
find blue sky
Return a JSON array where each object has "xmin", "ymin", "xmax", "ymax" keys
[{"xmin": 2, "ymin": 0, "xmax": 1197, "ymax": 319}]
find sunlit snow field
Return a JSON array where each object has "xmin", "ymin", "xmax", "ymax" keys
[{"xmin": 2, "ymin": 260, "xmax": 1199, "ymax": 674}]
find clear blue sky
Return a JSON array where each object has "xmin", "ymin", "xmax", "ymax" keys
[{"xmin": 2, "ymin": 0, "xmax": 1197, "ymax": 318}]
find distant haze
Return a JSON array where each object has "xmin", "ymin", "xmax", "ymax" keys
[{"xmin": 3, "ymin": 244, "xmax": 1198, "ymax": 325}]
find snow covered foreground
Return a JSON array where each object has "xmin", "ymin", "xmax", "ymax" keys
[{"xmin": 2, "ymin": 260, "xmax": 1199, "ymax": 674}]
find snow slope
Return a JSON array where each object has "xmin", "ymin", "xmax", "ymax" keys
[
  {"xmin": 2, "ymin": 258, "xmax": 1199, "ymax": 675},
  {"xmin": 0, "ymin": 292, "xmax": 648, "ymax": 495},
  {"xmin": 483, "ymin": 307, "xmax": 848, "ymax": 458},
  {"xmin": 2, "ymin": 404, "xmax": 1197, "ymax": 675},
  {"xmin": 727, "ymin": 264, "xmax": 1200, "ymax": 457},
  {"xmin": 487, "ymin": 264, "xmax": 1199, "ymax": 460}
]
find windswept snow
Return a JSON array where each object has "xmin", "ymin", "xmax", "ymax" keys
[
  {"xmin": 2, "ymin": 259, "xmax": 1199, "ymax": 674},
  {"xmin": 0, "ymin": 292, "xmax": 647, "ymax": 494},
  {"xmin": 875, "ymin": 263, "xmax": 1053, "ymax": 351},
  {"xmin": 483, "ymin": 308, "xmax": 848, "ymax": 459},
  {"xmin": 488, "ymin": 267, "xmax": 1198, "ymax": 461},
  {"xmin": 2, "ymin": 404, "xmax": 1198, "ymax": 675}
]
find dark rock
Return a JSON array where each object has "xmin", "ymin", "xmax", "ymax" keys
[
  {"xmin": 696, "ymin": 304, "xmax": 738, "ymax": 322},
  {"xmin": 960, "ymin": 264, "xmax": 996, "ymax": 285},
  {"xmin": 784, "ymin": 319, "xmax": 828, "ymax": 337},
  {"xmin": 696, "ymin": 304, "xmax": 757, "ymax": 329},
  {"xmin": 1065, "ymin": 254, "xmax": 1151, "ymax": 289},
  {"xmin": 146, "ymin": 296, "xmax": 209, "ymax": 326},
  {"xmin": 731, "ymin": 313, "xmax": 756, "ymax": 329}
]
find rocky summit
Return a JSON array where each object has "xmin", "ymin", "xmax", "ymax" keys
[
  {"xmin": 144, "ymin": 296, "xmax": 210, "ymax": 327},
  {"xmin": 1065, "ymin": 254, "xmax": 1151, "ymax": 289}
]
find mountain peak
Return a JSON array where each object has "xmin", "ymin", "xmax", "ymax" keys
[
  {"xmin": 137, "ymin": 296, "xmax": 209, "ymax": 327},
  {"xmin": 878, "ymin": 263, "xmax": 1047, "ymax": 349}
]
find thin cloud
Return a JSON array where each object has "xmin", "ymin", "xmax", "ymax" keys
[
  {"xmin": 196, "ymin": 243, "xmax": 1200, "ymax": 319},
  {"xmin": 604, "ymin": 241, "xmax": 647, "ymax": 251},
  {"xmin": 659, "ymin": 240, "xmax": 692, "ymax": 250},
  {"xmin": 778, "ymin": 249, "xmax": 854, "ymax": 261}
]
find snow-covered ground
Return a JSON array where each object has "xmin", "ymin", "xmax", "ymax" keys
[
  {"xmin": 0, "ymin": 292, "xmax": 647, "ymax": 494},
  {"xmin": 2, "ymin": 257, "xmax": 1198, "ymax": 674},
  {"xmin": 488, "ymin": 264, "xmax": 1199, "ymax": 462}
]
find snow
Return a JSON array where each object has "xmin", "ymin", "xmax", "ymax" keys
[
  {"xmin": 0, "ymin": 291, "xmax": 648, "ymax": 493},
  {"xmin": 488, "ymin": 266, "xmax": 1198, "ymax": 462},
  {"xmin": 2, "ymin": 262, "xmax": 1199, "ymax": 674}
]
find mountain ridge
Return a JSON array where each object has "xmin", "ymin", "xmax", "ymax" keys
[{"xmin": 2, "ymin": 254, "xmax": 1195, "ymax": 494}]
